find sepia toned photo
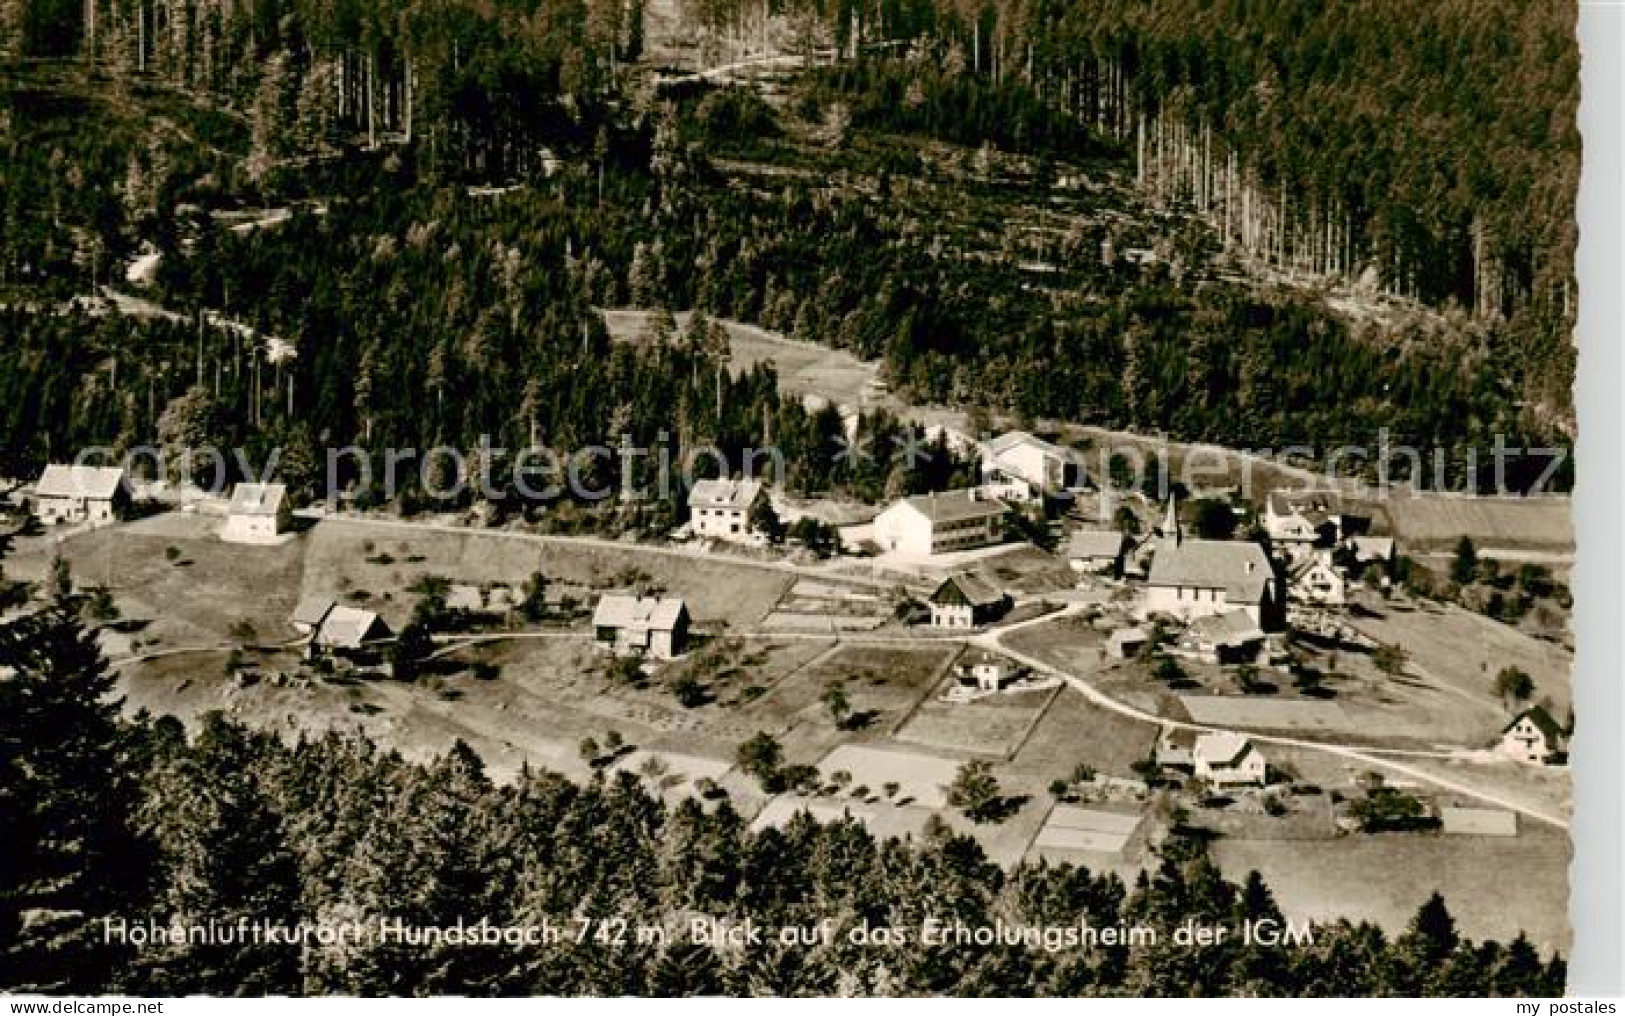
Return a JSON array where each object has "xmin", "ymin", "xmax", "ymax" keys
[{"xmin": 0, "ymin": 0, "xmax": 1591, "ymax": 998}]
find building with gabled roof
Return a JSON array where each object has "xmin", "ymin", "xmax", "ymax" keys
[
  {"xmin": 592, "ymin": 594, "xmax": 690, "ymax": 659},
  {"xmin": 1498, "ymin": 705, "xmax": 1568, "ymax": 765},
  {"xmin": 291, "ymin": 597, "xmax": 391, "ymax": 654},
  {"xmin": 33, "ymin": 464, "xmax": 130, "ymax": 526},
  {"xmin": 1142, "ymin": 498, "xmax": 1278, "ymax": 627},
  {"xmin": 1264, "ymin": 489, "xmax": 1343, "ymax": 550},
  {"xmin": 221, "ymin": 482, "xmax": 293, "ymax": 544},
  {"xmin": 1288, "ymin": 552, "xmax": 1346, "ymax": 606},
  {"xmin": 873, "ymin": 489, "xmax": 1007, "ymax": 557},
  {"xmin": 979, "ymin": 430, "xmax": 1079, "ymax": 502},
  {"xmin": 928, "ymin": 572, "xmax": 1011, "ymax": 629},
  {"xmin": 1193, "ymin": 732, "xmax": 1267, "ymax": 787},
  {"xmin": 1172, "ymin": 610, "xmax": 1267, "ymax": 665},
  {"xmin": 1066, "ymin": 529, "xmax": 1131, "ymax": 578},
  {"xmin": 954, "ymin": 648, "xmax": 1022, "ymax": 692},
  {"xmin": 688, "ymin": 478, "xmax": 763, "ymax": 542}
]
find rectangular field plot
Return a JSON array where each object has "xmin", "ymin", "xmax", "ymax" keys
[
  {"xmin": 1027, "ymin": 806, "xmax": 1145, "ymax": 860},
  {"xmin": 1180, "ymin": 695, "xmax": 1353, "ymax": 733},
  {"xmin": 895, "ymin": 685, "xmax": 1056, "ymax": 758},
  {"xmin": 817, "ymin": 744, "xmax": 962, "ymax": 809}
]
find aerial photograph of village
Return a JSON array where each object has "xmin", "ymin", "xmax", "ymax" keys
[{"xmin": 0, "ymin": 0, "xmax": 1585, "ymax": 998}]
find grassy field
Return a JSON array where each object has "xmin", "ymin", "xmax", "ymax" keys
[
  {"xmin": 1011, "ymin": 686, "xmax": 1161, "ymax": 781},
  {"xmin": 737, "ymin": 644, "xmax": 958, "ymax": 763},
  {"xmin": 1211, "ymin": 826, "xmax": 1571, "ymax": 955},
  {"xmin": 896, "ymin": 682, "xmax": 1058, "ymax": 759},
  {"xmin": 302, "ymin": 518, "xmax": 796, "ymax": 631},
  {"xmin": 1370, "ymin": 495, "xmax": 1572, "ymax": 553}
]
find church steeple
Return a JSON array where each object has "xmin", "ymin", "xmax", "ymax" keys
[{"xmin": 1162, "ymin": 493, "xmax": 1181, "ymax": 545}]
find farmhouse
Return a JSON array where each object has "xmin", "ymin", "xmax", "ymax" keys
[
  {"xmin": 979, "ymin": 431, "xmax": 1079, "ymax": 501},
  {"xmin": 687, "ymin": 478, "xmax": 762, "ymax": 542},
  {"xmin": 1498, "ymin": 705, "xmax": 1568, "ymax": 765},
  {"xmin": 873, "ymin": 489, "xmax": 1007, "ymax": 557},
  {"xmin": 33, "ymin": 464, "xmax": 130, "ymax": 526},
  {"xmin": 1192, "ymin": 732, "xmax": 1267, "ymax": 787},
  {"xmin": 592, "ymin": 594, "xmax": 690, "ymax": 660},
  {"xmin": 1264, "ymin": 489, "xmax": 1342, "ymax": 551},
  {"xmin": 1065, "ymin": 530, "xmax": 1130, "ymax": 578},
  {"xmin": 1287, "ymin": 553, "xmax": 1346, "ymax": 606},
  {"xmin": 1142, "ymin": 500, "xmax": 1277, "ymax": 626},
  {"xmin": 220, "ymin": 482, "xmax": 293, "ymax": 544},
  {"xmin": 290, "ymin": 598, "xmax": 392, "ymax": 653},
  {"xmin": 1172, "ymin": 610, "xmax": 1266, "ymax": 665},
  {"xmin": 928, "ymin": 573, "xmax": 1011, "ymax": 629}
]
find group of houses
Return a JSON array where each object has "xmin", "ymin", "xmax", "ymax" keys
[{"xmin": 26, "ymin": 464, "xmax": 296, "ymax": 545}]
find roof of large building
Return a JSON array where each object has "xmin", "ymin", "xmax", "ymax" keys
[
  {"xmin": 1147, "ymin": 536, "xmax": 1274, "ymax": 603},
  {"xmin": 930, "ymin": 572, "xmax": 1007, "ymax": 608},
  {"xmin": 36, "ymin": 464, "xmax": 128, "ymax": 501},
  {"xmin": 688, "ymin": 478, "xmax": 763, "ymax": 511},
  {"xmin": 892, "ymin": 488, "xmax": 1008, "ymax": 524},
  {"xmin": 1066, "ymin": 529, "xmax": 1128, "ymax": 559},
  {"xmin": 228, "ymin": 482, "xmax": 288, "ymax": 517},
  {"xmin": 1194, "ymin": 731, "xmax": 1262, "ymax": 769},
  {"xmin": 592, "ymin": 594, "xmax": 689, "ymax": 632}
]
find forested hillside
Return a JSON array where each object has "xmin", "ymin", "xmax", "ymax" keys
[{"xmin": 0, "ymin": 0, "xmax": 1578, "ymax": 496}]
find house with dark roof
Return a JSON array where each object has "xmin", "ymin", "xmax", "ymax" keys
[
  {"xmin": 1498, "ymin": 705, "xmax": 1568, "ymax": 765},
  {"xmin": 687, "ymin": 478, "xmax": 763, "ymax": 542},
  {"xmin": 290, "ymin": 597, "xmax": 391, "ymax": 655},
  {"xmin": 591, "ymin": 594, "xmax": 690, "ymax": 659},
  {"xmin": 33, "ymin": 464, "xmax": 130, "ymax": 526},
  {"xmin": 953, "ymin": 648, "xmax": 1023, "ymax": 692},
  {"xmin": 221, "ymin": 482, "xmax": 292, "ymax": 544},
  {"xmin": 1142, "ymin": 498, "xmax": 1278, "ymax": 627},
  {"xmin": 928, "ymin": 573, "xmax": 1011, "ymax": 630},
  {"xmin": 873, "ymin": 489, "xmax": 1007, "ymax": 557}
]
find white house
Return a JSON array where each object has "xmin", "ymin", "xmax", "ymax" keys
[
  {"xmin": 979, "ymin": 431, "xmax": 1079, "ymax": 501},
  {"xmin": 1193, "ymin": 732, "xmax": 1267, "ymax": 787},
  {"xmin": 220, "ymin": 482, "xmax": 293, "ymax": 544},
  {"xmin": 592, "ymin": 594, "xmax": 690, "ymax": 660},
  {"xmin": 954, "ymin": 649, "xmax": 1021, "ymax": 692},
  {"xmin": 1264, "ymin": 489, "xmax": 1342, "ymax": 550},
  {"xmin": 1345, "ymin": 535, "xmax": 1395, "ymax": 565},
  {"xmin": 1288, "ymin": 552, "xmax": 1346, "ymax": 606},
  {"xmin": 1498, "ymin": 706, "xmax": 1568, "ymax": 765},
  {"xmin": 1142, "ymin": 500, "xmax": 1276, "ymax": 626},
  {"xmin": 928, "ymin": 572, "xmax": 1010, "ymax": 629},
  {"xmin": 33, "ymin": 464, "xmax": 129, "ymax": 526},
  {"xmin": 687, "ymin": 478, "xmax": 763, "ymax": 542},
  {"xmin": 873, "ymin": 489, "xmax": 1007, "ymax": 557},
  {"xmin": 1066, "ymin": 529, "xmax": 1130, "ymax": 578}
]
